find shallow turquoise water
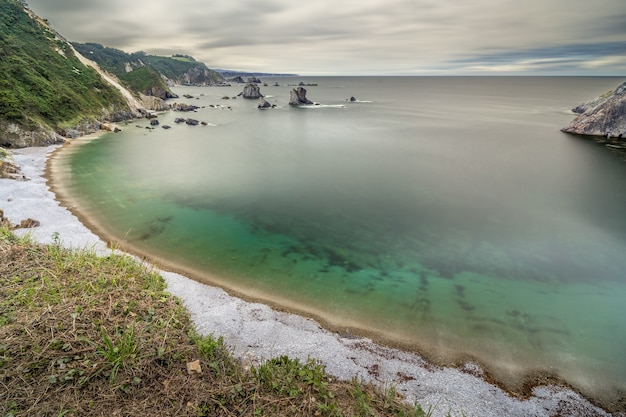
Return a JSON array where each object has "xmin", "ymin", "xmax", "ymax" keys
[{"xmin": 62, "ymin": 77, "xmax": 626, "ymax": 402}]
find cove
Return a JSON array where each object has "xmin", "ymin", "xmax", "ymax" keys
[{"xmin": 50, "ymin": 76, "xmax": 626, "ymax": 409}]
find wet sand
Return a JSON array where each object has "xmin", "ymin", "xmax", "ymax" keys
[{"xmin": 0, "ymin": 140, "xmax": 614, "ymax": 417}]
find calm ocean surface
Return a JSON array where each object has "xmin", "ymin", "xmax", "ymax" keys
[{"xmin": 60, "ymin": 77, "xmax": 626, "ymax": 403}]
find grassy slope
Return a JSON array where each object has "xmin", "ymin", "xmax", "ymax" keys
[
  {"xmin": 0, "ymin": 227, "xmax": 431, "ymax": 417},
  {"xmin": 0, "ymin": 0, "xmax": 127, "ymax": 130}
]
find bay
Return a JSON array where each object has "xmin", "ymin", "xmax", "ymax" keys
[{"xmin": 56, "ymin": 76, "xmax": 626, "ymax": 406}]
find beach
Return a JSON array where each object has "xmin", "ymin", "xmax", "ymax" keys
[{"xmin": 0, "ymin": 141, "xmax": 613, "ymax": 417}]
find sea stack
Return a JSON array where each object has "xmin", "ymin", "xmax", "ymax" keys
[
  {"xmin": 288, "ymin": 87, "xmax": 313, "ymax": 105},
  {"xmin": 561, "ymin": 81, "xmax": 626, "ymax": 138},
  {"xmin": 257, "ymin": 98, "xmax": 273, "ymax": 109},
  {"xmin": 240, "ymin": 83, "xmax": 263, "ymax": 99}
]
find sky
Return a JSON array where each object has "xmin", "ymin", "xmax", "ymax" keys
[{"xmin": 24, "ymin": 0, "xmax": 626, "ymax": 76}]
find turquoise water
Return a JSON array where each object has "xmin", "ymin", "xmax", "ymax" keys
[{"xmin": 60, "ymin": 77, "xmax": 626, "ymax": 404}]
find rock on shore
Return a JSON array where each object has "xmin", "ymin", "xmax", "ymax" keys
[
  {"xmin": 0, "ymin": 150, "xmax": 23, "ymax": 180},
  {"xmin": 562, "ymin": 81, "xmax": 626, "ymax": 138}
]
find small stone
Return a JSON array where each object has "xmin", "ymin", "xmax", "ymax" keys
[{"xmin": 186, "ymin": 360, "xmax": 202, "ymax": 375}]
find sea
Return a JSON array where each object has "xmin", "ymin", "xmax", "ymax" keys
[{"xmin": 54, "ymin": 76, "xmax": 626, "ymax": 407}]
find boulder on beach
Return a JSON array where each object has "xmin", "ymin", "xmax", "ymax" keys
[
  {"xmin": 186, "ymin": 119, "xmax": 199, "ymax": 126},
  {"xmin": 288, "ymin": 87, "xmax": 313, "ymax": 106},
  {"xmin": 0, "ymin": 153, "xmax": 23, "ymax": 180},
  {"xmin": 17, "ymin": 218, "xmax": 40, "ymax": 229}
]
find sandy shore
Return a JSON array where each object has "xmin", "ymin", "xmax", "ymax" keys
[{"xmin": 0, "ymin": 142, "xmax": 613, "ymax": 417}]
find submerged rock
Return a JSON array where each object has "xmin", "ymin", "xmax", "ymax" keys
[
  {"xmin": 562, "ymin": 81, "xmax": 626, "ymax": 138},
  {"xmin": 288, "ymin": 87, "xmax": 313, "ymax": 105}
]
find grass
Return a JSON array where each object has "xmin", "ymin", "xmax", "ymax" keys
[{"xmin": 0, "ymin": 226, "xmax": 438, "ymax": 416}]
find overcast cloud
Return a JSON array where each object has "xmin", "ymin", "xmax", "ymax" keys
[{"xmin": 25, "ymin": 0, "xmax": 626, "ymax": 75}]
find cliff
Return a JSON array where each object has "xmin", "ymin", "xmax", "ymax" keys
[
  {"xmin": 562, "ymin": 81, "xmax": 626, "ymax": 139},
  {"xmin": 72, "ymin": 43, "xmax": 224, "ymax": 94},
  {"xmin": 0, "ymin": 0, "xmax": 136, "ymax": 147}
]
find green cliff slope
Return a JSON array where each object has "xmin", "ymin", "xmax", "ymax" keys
[
  {"xmin": 0, "ymin": 0, "xmax": 132, "ymax": 147},
  {"xmin": 72, "ymin": 42, "xmax": 224, "ymax": 99}
]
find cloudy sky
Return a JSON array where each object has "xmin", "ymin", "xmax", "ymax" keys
[{"xmin": 25, "ymin": 0, "xmax": 626, "ymax": 75}]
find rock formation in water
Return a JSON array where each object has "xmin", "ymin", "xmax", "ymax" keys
[
  {"xmin": 562, "ymin": 81, "xmax": 626, "ymax": 138},
  {"xmin": 288, "ymin": 87, "xmax": 314, "ymax": 105},
  {"xmin": 257, "ymin": 98, "xmax": 273, "ymax": 109},
  {"xmin": 239, "ymin": 83, "xmax": 263, "ymax": 99},
  {"xmin": 172, "ymin": 103, "xmax": 200, "ymax": 112}
]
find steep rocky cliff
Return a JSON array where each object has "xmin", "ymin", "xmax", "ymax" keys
[
  {"xmin": 562, "ymin": 81, "xmax": 626, "ymax": 139},
  {"xmin": 0, "ymin": 0, "xmax": 136, "ymax": 147},
  {"xmin": 72, "ymin": 43, "xmax": 224, "ymax": 92}
]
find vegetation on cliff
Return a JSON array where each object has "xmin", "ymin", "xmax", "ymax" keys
[
  {"xmin": 72, "ymin": 42, "xmax": 224, "ymax": 98},
  {"xmin": 0, "ymin": 0, "xmax": 129, "ymax": 141},
  {"xmin": 0, "ymin": 228, "xmax": 430, "ymax": 416}
]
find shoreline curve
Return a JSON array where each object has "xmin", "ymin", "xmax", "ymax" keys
[{"xmin": 0, "ymin": 137, "xmax": 615, "ymax": 416}]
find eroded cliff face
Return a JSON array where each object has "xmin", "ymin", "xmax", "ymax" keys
[
  {"xmin": 177, "ymin": 65, "xmax": 222, "ymax": 86},
  {"xmin": 562, "ymin": 82, "xmax": 626, "ymax": 138},
  {"xmin": 0, "ymin": 121, "xmax": 65, "ymax": 148}
]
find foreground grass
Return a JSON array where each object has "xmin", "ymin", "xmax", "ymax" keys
[{"xmin": 0, "ymin": 227, "xmax": 431, "ymax": 417}]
